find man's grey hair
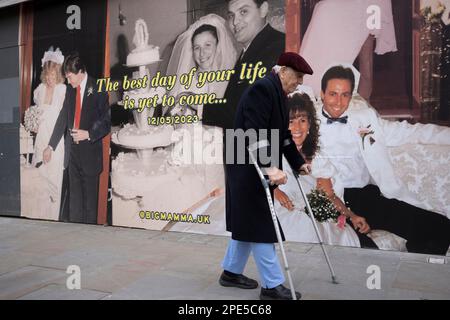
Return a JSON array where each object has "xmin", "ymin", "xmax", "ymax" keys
[{"xmin": 272, "ymin": 65, "xmax": 282, "ymax": 73}]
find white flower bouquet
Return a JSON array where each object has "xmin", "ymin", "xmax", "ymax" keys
[
  {"xmin": 421, "ymin": 0, "xmax": 447, "ymax": 23},
  {"xmin": 304, "ymin": 189, "xmax": 348, "ymax": 230},
  {"xmin": 304, "ymin": 189, "xmax": 340, "ymax": 223},
  {"xmin": 24, "ymin": 105, "xmax": 43, "ymax": 133}
]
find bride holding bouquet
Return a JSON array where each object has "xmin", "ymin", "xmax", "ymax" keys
[{"xmin": 31, "ymin": 47, "xmax": 66, "ymax": 220}]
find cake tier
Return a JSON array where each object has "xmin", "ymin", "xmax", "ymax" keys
[
  {"xmin": 126, "ymin": 46, "xmax": 160, "ymax": 67},
  {"xmin": 114, "ymin": 124, "xmax": 174, "ymax": 149},
  {"xmin": 111, "ymin": 150, "xmax": 178, "ymax": 199},
  {"xmin": 111, "ymin": 150, "xmax": 225, "ymax": 229}
]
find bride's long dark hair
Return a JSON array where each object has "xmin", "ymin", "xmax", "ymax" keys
[{"xmin": 287, "ymin": 93, "xmax": 320, "ymax": 160}]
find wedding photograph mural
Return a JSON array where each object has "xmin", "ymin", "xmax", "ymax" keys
[
  {"xmin": 109, "ymin": 0, "xmax": 286, "ymax": 232},
  {"xmin": 3, "ymin": 0, "xmax": 449, "ymax": 256},
  {"xmin": 281, "ymin": 0, "xmax": 450, "ymax": 254},
  {"xmin": 18, "ymin": 0, "xmax": 109, "ymax": 224},
  {"xmin": 108, "ymin": 0, "xmax": 450, "ymax": 256}
]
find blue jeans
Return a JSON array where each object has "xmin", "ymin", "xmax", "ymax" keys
[{"xmin": 222, "ymin": 239, "xmax": 285, "ymax": 289}]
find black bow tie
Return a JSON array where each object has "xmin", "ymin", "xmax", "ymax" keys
[{"xmin": 322, "ymin": 110, "xmax": 348, "ymax": 124}]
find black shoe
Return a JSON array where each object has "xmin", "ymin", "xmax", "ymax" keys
[
  {"xmin": 260, "ymin": 284, "xmax": 302, "ymax": 300},
  {"xmin": 219, "ymin": 271, "xmax": 258, "ymax": 289}
]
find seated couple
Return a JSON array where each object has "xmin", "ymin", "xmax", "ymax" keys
[{"xmin": 276, "ymin": 65, "xmax": 450, "ymax": 255}]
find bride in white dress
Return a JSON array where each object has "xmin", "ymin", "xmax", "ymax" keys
[
  {"xmin": 32, "ymin": 48, "xmax": 66, "ymax": 220},
  {"xmin": 274, "ymin": 93, "xmax": 361, "ymax": 247},
  {"xmin": 165, "ymin": 14, "xmax": 238, "ymax": 192},
  {"xmin": 166, "ymin": 13, "xmax": 237, "ymax": 119}
]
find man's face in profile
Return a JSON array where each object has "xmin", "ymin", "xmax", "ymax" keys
[
  {"xmin": 280, "ymin": 67, "xmax": 304, "ymax": 95},
  {"xmin": 65, "ymin": 71, "xmax": 85, "ymax": 89},
  {"xmin": 321, "ymin": 79, "xmax": 353, "ymax": 118},
  {"xmin": 227, "ymin": 0, "xmax": 268, "ymax": 48}
]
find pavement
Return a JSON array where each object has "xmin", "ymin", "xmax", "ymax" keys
[{"xmin": 0, "ymin": 217, "xmax": 449, "ymax": 300}]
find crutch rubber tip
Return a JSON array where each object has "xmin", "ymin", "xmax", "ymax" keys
[{"xmin": 331, "ymin": 276, "xmax": 339, "ymax": 284}]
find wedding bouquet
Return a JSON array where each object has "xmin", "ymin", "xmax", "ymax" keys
[
  {"xmin": 24, "ymin": 105, "xmax": 43, "ymax": 133},
  {"xmin": 304, "ymin": 189, "xmax": 341, "ymax": 223},
  {"xmin": 421, "ymin": 0, "xmax": 446, "ymax": 23}
]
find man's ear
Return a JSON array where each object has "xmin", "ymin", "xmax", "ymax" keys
[
  {"xmin": 259, "ymin": 1, "xmax": 269, "ymax": 19},
  {"xmin": 279, "ymin": 66, "xmax": 287, "ymax": 79},
  {"xmin": 320, "ymin": 90, "xmax": 325, "ymax": 101}
]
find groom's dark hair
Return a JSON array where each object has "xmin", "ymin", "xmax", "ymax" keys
[
  {"xmin": 63, "ymin": 52, "xmax": 86, "ymax": 74},
  {"xmin": 321, "ymin": 65, "xmax": 355, "ymax": 94},
  {"xmin": 226, "ymin": 0, "xmax": 267, "ymax": 8}
]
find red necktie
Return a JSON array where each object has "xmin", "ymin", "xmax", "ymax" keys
[{"xmin": 73, "ymin": 86, "xmax": 81, "ymax": 129}]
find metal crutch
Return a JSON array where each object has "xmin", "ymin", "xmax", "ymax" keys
[
  {"xmin": 293, "ymin": 170, "xmax": 339, "ymax": 284},
  {"xmin": 247, "ymin": 147, "xmax": 297, "ymax": 300}
]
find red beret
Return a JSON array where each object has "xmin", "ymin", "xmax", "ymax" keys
[{"xmin": 277, "ymin": 52, "xmax": 313, "ymax": 75}]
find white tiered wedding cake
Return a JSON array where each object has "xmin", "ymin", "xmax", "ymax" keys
[{"xmin": 112, "ymin": 18, "xmax": 173, "ymax": 154}]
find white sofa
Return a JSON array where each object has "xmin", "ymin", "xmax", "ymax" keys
[{"xmin": 369, "ymin": 143, "xmax": 450, "ymax": 252}]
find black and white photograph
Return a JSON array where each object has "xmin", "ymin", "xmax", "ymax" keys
[{"xmin": 108, "ymin": 0, "xmax": 287, "ymax": 232}]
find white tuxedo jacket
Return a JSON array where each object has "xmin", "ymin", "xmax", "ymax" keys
[{"xmin": 313, "ymin": 97, "xmax": 450, "ymax": 213}]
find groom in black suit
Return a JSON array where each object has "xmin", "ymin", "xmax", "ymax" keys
[
  {"xmin": 202, "ymin": 0, "xmax": 285, "ymax": 129},
  {"xmin": 43, "ymin": 53, "xmax": 110, "ymax": 224}
]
